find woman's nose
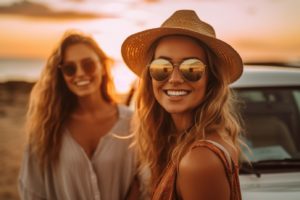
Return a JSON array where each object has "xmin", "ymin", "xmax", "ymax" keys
[
  {"xmin": 75, "ymin": 64, "xmax": 85, "ymax": 76},
  {"xmin": 168, "ymin": 67, "xmax": 184, "ymax": 84}
]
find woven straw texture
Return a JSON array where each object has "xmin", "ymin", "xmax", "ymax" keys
[{"xmin": 121, "ymin": 10, "xmax": 243, "ymax": 83}]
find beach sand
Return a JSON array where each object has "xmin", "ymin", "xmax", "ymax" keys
[{"xmin": 0, "ymin": 81, "xmax": 33, "ymax": 200}]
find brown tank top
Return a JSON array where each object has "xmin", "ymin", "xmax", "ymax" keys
[{"xmin": 152, "ymin": 140, "xmax": 242, "ymax": 200}]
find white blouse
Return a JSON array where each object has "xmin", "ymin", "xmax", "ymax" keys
[{"xmin": 19, "ymin": 105, "xmax": 136, "ymax": 200}]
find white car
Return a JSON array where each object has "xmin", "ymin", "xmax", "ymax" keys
[{"xmin": 232, "ymin": 64, "xmax": 300, "ymax": 200}]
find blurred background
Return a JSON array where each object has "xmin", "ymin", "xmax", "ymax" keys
[{"xmin": 0, "ymin": 0, "xmax": 300, "ymax": 199}]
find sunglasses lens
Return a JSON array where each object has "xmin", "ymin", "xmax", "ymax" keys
[
  {"xmin": 60, "ymin": 58, "xmax": 98, "ymax": 77},
  {"xmin": 149, "ymin": 59, "xmax": 173, "ymax": 81},
  {"xmin": 61, "ymin": 63, "xmax": 76, "ymax": 76},
  {"xmin": 180, "ymin": 59, "xmax": 206, "ymax": 81},
  {"xmin": 81, "ymin": 58, "xmax": 97, "ymax": 75}
]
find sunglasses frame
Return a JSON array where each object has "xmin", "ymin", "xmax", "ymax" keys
[
  {"xmin": 148, "ymin": 58, "xmax": 206, "ymax": 82},
  {"xmin": 59, "ymin": 58, "xmax": 101, "ymax": 77}
]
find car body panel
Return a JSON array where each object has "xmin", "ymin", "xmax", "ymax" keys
[
  {"xmin": 236, "ymin": 65, "xmax": 300, "ymax": 200},
  {"xmin": 240, "ymin": 172, "xmax": 300, "ymax": 200},
  {"xmin": 231, "ymin": 65, "xmax": 300, "ymax": 88}
]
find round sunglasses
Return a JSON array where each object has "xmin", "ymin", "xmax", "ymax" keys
[
  {"xmin": 149, "ymin": 58, "xmax": 206, "ymax": 82},
  {"xmin": 59, "ymin": 58, "xmax": 100, "ymax": 77}
]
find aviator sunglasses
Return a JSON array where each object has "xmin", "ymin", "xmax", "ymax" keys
[
  {"xmin": 149, "ymin": 58, "xmax": 206, "ymax": 82},
  {"xmin": 59, "ymin": 58, "xmax": 100, "ymax": 77}
]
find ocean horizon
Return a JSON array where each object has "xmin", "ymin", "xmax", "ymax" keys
[
  {"xmin": 0, "ymin": 58, "xmax": 136, "ymax": 93},
  {"xmin": 0, "ymin": 58, "xmax": 45, "ymax": 83}
]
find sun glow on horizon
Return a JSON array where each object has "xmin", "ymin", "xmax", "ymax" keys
[
  {"xmin": 1, "ymin": 0, "xmax": 300, "ymax": 93},
  {"xmin": 111, "ymin": 61, "xmax": 137, "ymax": 94}
]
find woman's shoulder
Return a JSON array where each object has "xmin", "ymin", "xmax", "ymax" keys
[
  {"xmin": 177, "ymin": 135, "xmax": 237, "ymax": 199},
  {"xmin": 177, "ymin": 148, "xmax": 231, "ymax": 199},
  {"xmin": 179, "ymin": 140, "xmax": 227, "ymax": 177},
  {"xmin": 178, "ymin": 134, "xmax": 239, "ymax": 184},
  {"xmin": 117, "ymin": 104, "xmax": 133, "ymax": 120},
  {"xmin": 191, "ymin": 134, "xmax": 239, "ymax": 165}
]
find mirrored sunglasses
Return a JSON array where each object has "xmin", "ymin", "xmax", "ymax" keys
[
  {"xmin": 149, "ymin": 58, "xmax": 206, "ymax": 82},
  {"xmin": 59, "ymin": 58, "xmax": 100, "ymax": 77}
]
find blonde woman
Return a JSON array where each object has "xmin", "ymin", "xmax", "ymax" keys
[
  {"xmin": 19, "ymin": 30, "xmax": 136, "ymax": 200},
  {"xmin": 122, "ymin": 10, "xmax": 243, "ymax": 200}
]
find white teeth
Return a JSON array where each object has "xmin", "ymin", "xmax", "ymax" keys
[
  {"xmin": 166, "ymin": 90, "xmax": 188, "ymax": 96},
  {"xmin": 75, "ymin": 80, "xmax": 90, "ymax": 86}
]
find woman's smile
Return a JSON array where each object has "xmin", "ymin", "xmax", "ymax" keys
[
  {"xmin": 164, "ymin": 89, "xmax": 191, "ymax": 97},
  {"xmin": 73, "ymin": 78, "xmax": 92, "ymax": 87}
]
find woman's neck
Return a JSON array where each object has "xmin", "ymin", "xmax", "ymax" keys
[
  {"xmin": 75, "ymin": 92, "xmax": 112, "ymax": 115},
  {"xmin": 171, "ymin": 112, "xmax": 193, "ymax": 133}
]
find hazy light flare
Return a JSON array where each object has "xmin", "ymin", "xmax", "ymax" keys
[{"xmin": 1, "ymin": 0, "xmax": 300, "ymax": 93}]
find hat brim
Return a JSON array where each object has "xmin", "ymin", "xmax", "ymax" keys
[{"xmin": 121, "ymin": 27, "xmax": 243, "ymax": 83}]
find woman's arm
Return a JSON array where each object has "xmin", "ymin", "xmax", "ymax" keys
[
  {"xmin": 18, "ymin": 148, "xmax": 46, "ymax": 200},
  {"xmin": 177, "ymin": 147, "xmax": 231, "ymax": 200}
]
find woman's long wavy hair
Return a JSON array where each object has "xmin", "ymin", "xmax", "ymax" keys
[
  {"xmin": 26, "ymin": 30, "xmax": 116, "ymax": 170},
  {"xmin": 132, "ymin": 35, "xmax": 243, "ymax": 187}
]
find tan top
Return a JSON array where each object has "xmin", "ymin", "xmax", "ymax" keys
[
  {"xmin": 19, "ymin": 105, "xmax": 136, "ymax": 200},
  {"xmin": 152, "ymin": 140, "xmax": 242, "ymax": 200}
]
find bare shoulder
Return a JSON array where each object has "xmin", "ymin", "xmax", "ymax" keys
[
  {"xmin": 177, "ymin": 137, "xmax": 235, "ymax": 200},
  {"xmin": 180, "ymin": 144, "xmax": 224, "ymax": 174},
  {"xmin": 206, "ymin": 134, "xmax": 239, "ymax": 165},
  {"xmin": 180, "ymin": 134, "xmax": 238, "ymax": 171}
]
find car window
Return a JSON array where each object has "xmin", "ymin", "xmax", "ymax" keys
[
  {"xmin": 238, "ymin": 91, "xmax": 266, "ymax": 102},
  {"xmin": 236, "ymin": 87, "xmax": 300, "ymax": 162},
  {"xmin": 293, "ymin": 90, "xmax": 300, "ymax": 112}
]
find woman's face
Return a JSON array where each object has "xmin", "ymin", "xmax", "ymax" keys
[
  {"xmin": 151, "ymin": 36, "xmax": 208, "ymax": 117},
  {"xmin": 61, "ymin": 43, "xmax": 103, "ymax": 97}
]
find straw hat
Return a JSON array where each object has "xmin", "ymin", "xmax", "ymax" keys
[{"xmin": 121, "ymin": 9, "xmax": 243, "ymax": 83}]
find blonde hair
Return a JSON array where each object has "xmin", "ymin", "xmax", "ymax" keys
[
  {"xmin": 132, "ymin": 36, "xmax": 243, "ymax": 187},
  {"xmin": 26, "ymin": 30, "xmax": 116, "ymax": 170}
]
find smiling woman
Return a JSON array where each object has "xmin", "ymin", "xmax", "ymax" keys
[
  {"xmin": 18, "ymin": 30, "xmax": 138, "ymax": 200},
  {"xmin": 122, "ymin": 9, "xmax": 243, "ymax": 200}
]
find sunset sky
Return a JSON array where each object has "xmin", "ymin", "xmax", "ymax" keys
[{"xmin": 1, "ymin": 0, "xmax": 300, "ymax": 92}]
